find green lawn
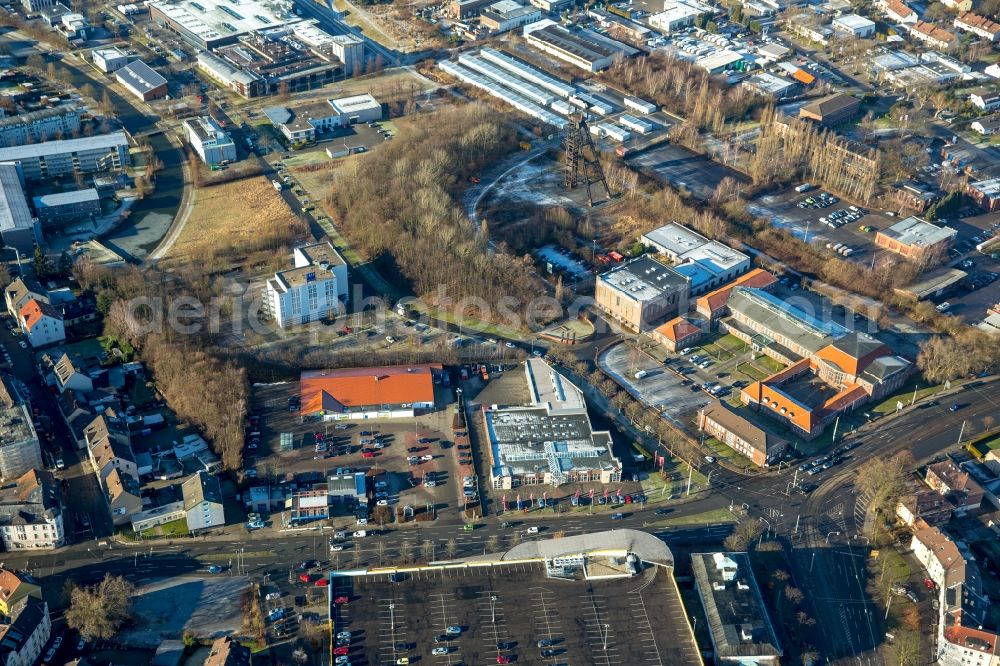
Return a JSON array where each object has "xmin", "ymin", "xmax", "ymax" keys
[
  {"xmin": 757, "ymin": 356, "xmax": 786, "ymax": 373},
  {"xmin": 969, "ymin": 431, "xmax": 1000, "ymax": 457},
  {"xmin": 736, "ymin": 362, "xmax": 768, "ymax": 382},
  {"xmin": 871, "ymin": 382, "xmax": 949, "ymax": 415},
  {"xmin": 141, "ymin": 518, "xmax": 189, "ymax": 539},
  {"xmin": 696, "ymin": 342, "xmax": 735, "ymax": 362},
  {"xmin": 705, "ymin": 436, "xmax": 757, "ymax": 470},
  {"xmin": 872, "ymin": 547, "xmax": 911, "ymax": 585},
  {"xmin": 716, "ymin": 334, "xmax": 746, "ymax": 352},
  {"xmin": 642, "ymin": 460, "xmax": 710, "ymax": 498},
  {"xmin": 643, "ymin": 507, "xmax": 736, "ymax": 528}
]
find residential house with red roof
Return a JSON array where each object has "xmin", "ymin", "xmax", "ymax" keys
[
  {"xmin": 910, "ymin": 519, "xmax": 994, "ymax": 666},
  {"xmin": 17, "ymin": 298, "xmax": 64, "ymax": 348},
  {"xmin": 909, "ymin": 20, "xmax": 959, "ymax": 50},
  {"xmin": 925, "ymin": 459, "xmax": 984, "ymax": 515},
  {"xmin": 954, "ymin": 11, "xmax": 1000, "ymax": 41}
]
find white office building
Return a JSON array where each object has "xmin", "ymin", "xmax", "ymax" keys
[
  {"xmin": 264, "ymin": 242, "xmax": 349, "ymax": 328},
  {"xmin": 92, "ymin": 47, "xmax": 130, "ymax": 73},
  {"xmin": 182, "ymin": 116, "xmax": 236, "ymax": 165},
  {"xmin": 641, "ymin": 222, "xmax": 751, "ymax": 295}
]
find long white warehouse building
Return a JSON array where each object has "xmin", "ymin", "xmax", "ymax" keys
[
  {"xmin": 478, "ymin": 47, "xmax": 576, "ymax": 98},
  {"xmin": 457, "ymin": 53, "xmax": 556, "ymax": 106},
  {"xmin": 439, "ymin": 60, "xmax": 567, "ymax": 128}
]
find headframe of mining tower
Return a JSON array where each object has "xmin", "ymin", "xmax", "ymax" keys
[{"xmin": 564, "ymin": 114, "xmax": 613, "ymax": 207}]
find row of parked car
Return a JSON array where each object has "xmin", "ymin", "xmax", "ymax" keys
[{"xmin": 797, "ymin": 191, "xmax": 839, "ymax": 209}]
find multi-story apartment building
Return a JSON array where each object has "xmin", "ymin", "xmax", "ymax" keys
[
  {"xmin": 0, "ymin": 378, "xmax": 41, "ymax": 482},
  {"xmin": 0, "ymin": 469, "xmax": 65, "ymax": 550},
  {"xmin": 0, "ymin": 132, "xmax": 130, "ymax": 181},
  {"xmin": 0, "ymin": 107, "xmax": 81, "ymax": 148}
]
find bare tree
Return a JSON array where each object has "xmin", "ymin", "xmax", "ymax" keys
[
  {"xmin": 375, "ymin": 540, "xmax": 387, "ymax": 566},
  {"xmin": 485, "ymin": 535, "xmax": 500, "ymax": 553},
  {"xmin": 399, "ymin": 540, "xmax": 414, "ymax": 564},
  {"xmin": 421, "ymin": 540, "xmax": 435, "ymax": 563},
  {"xmin": 66, "ymin": 574, "xmax": 134, "ymax": 640},
  {"xmin": 445, "ymin": 538, "xmax": 458, "ymax": 560}
]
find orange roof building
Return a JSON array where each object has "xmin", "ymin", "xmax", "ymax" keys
[
  {"xmin": 18, "ymin": 299, "xmax": 59, "ymax": 332},
  {"xmin": 695, "ymin": 268, "xmax": 778, "ymax": 322},
  {"xmin": 651, "ymin": 316, "xmax": 703, "ymax": 352},
  {"xmin": 741, "ymin": 358, "xmax": 869, "ymax": 440},
  {"xmin": 300, "ymin": 365, "xmax": 441, "ymax": 418}
]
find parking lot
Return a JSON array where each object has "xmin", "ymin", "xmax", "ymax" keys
[
  {"xmin": 599, "ymin": 343, "xmax": 711, "ymax": 431},
  {"xmin": 748, "ymin": 187, "xmax": 896, "ymax": 263},
  {"xmin": 249, "ymin": 381, "xmax": 470, "ymax": 526},
  {"xmin": 935, "ymin": 212, "xmax": 1000, "ymax": 322},
  {"xmin": 331, "ymin": 562, "xmax": 699, "ymax": 666}
]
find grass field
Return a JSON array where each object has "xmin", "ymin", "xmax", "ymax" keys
[
  {"xmin": 757, "ymin": 356, "xmax": 785, "ymax": 373},
  {"xmin": 644, "ymin": 507, "xmax": 736, "ymax": 528},
  {"xmin": 141, "ymin": 517, "xmax": 189, "ymax": 539},
  {"xmin": 736, "ymin": 362, "xmax": 769, "ymax": 381},
  {"xmin": 705, "ymin": 436, "xmax": 757, "ymax": 469},
  {"xmin": 872, "ymin": 382, "xmax": 948, "ymax": 415},
  {"xmin": 716, "ymin": 334, "xmax": 746, "ymax": 352},
  {"xmin": 168, "ymin": 176, "xmax": 308, "ymax": 267}
]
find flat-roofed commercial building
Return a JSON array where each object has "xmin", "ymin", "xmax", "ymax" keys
[
  {"xmin": 480, "ymin": 0, "xmax": 542, "ymax": 32},
  {"xmin": 115, "ymin": 60, "xmax": 168, "ymax": 101},
  {"xmin": 485, "ymin": 358, "xmax": 621, "ymax": 489},
  {"xmin": 299, "ymin": 364, "xmax": 441, "ymax": 420},
  {"xmin": 692, "ymin": 552, "xmax": 782, "ymax": 664},
  {"xmin": 196, "ymin": 51, "xmax": 266, "ymax": 98},
  {"xmin": 965, "ymin": 177, "xmax": 1000, "ymax": 212},
  {"xmin": 92, "ymin": 47, "xmax": 130, "ymax": 72},
  {"xmin": 798, "ymin": 92, "xmax": 860, "ymax": 125},
  {"xmin": 0, "ymin": 132, "xmax": 130, "ymax": 182},
  {"xmin": 182, "ymin": 116, "xmax": 236, "ymax": 165},
  {"xmin": 832, "ymin": 13, "xmax": 876, "ymax": 37},
  {"xmin": 649, "ymin": 1, "xmax": 702, "ymax": 32},
  {"xmin": 32, "ymin": 189, "xmax": 101, "ymax": 228},
  {"xmin": 450, "ymin": 0, "xmax": 492, "ymax": 17},
  {"xmin": 595, "ymin": 255, "xmax": 691, "ymax": 331},
  {"xmin": 0, "ymin": 163, "xmax": 38, "ymax": 254},
  {"xmin": 874, "ymin": 216, "xmax": 957, "ymax": 261},
  {"xmin": 264, "ymin": 242, "xmax": 349, "ymax": 328},
  {"xmin": 523, "ymin": 22, "xmax": 635, "ymax": 72},
  {"xmin": 641, "ymin": 223, "xmax": 751, "ymax": 296},
  {"xmin": 0, "ymin": 107, "xmax": 81, "ymax": 149},
  {"xmin": 151, "ymin": 0, "xmax": 293, "ymax": 49}
]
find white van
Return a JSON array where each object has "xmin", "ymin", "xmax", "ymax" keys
[{"xmin": 634, "ymin": 370, "xmax": 649, "ymax": 380}]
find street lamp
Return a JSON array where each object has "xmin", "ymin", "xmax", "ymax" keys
[
  {"xmin": 826, "ymin": 531, "xmax": 841, "ymax": 545},
  {"xmin": 602, "ymin": 623, "xmax": 611, "ymax": 652}
]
